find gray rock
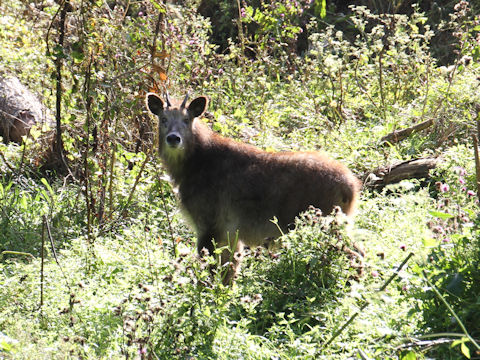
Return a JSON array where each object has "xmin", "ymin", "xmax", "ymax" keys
[{"xmin": 0, "ymin": 76, "xmax": 53, "ymax": 143}]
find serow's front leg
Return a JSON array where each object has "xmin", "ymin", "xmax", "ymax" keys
[{"xmin": 197, "ymin": 231, "xmax": 244, "ymax": 285}]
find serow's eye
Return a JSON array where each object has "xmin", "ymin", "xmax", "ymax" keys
[{"xmin": 160, "ymin": 117, "xmax": 168, "ymax": 126}]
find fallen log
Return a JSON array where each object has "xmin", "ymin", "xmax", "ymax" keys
[
  {"xmin": 0, "ymin": 76, "xmax": 53, "ymax": 143},
  {"xmin": 380, "ymin": 118, "xmax": 434, "ymax": 146},
  {"xmin": 364, "ymin": 157, "xmax": 440, "ymax": 189}
]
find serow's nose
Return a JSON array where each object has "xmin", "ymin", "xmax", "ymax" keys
[{"xmin": 166, "ymin": 133, "xmax": 182, "ymax": 147}]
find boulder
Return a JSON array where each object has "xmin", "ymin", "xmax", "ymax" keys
[{"xmin": 0, "ymin": 76, "xmax": 53, "ymax": 143}]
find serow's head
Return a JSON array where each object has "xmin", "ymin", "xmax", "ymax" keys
[{"xmin": 146, "ymin": 92, "xmax": 208, "ymax": 155}]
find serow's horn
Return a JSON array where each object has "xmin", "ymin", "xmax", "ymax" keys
[
  {"xmin": 165, "ymin": 91, "xmax": 172, "ymax": 108},
  {"xmin": 180, "ymin": 93, "xmax": 189, "ymax": 109}
]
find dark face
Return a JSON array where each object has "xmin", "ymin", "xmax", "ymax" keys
[
  {"xmin": 146, "ymin": 93, "xmax": 208, "ymax": 157},
  {"xmin": 158, "ymin": 107, "xmax": 191, "ymax": 152}
]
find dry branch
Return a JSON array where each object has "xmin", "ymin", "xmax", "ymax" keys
[
  {"xmin": 380, "ymin": 118, "xmax": 434, "ymax": 146},
  {"xmin": 396, "ymin": 338, "xmax": 455, "ymax": 351},
  {"xmin": 364, "ymin": 157, "xmax": 440, "ymax": 189},
  {"xmin": 473, "ymin": 135, "xmax": 480, "ymax": 199},
  {"xmin": 53, "ymin": 0, "xmax": 70, "ymax": 174},
  {"xmin": 473, "ymin": 106, "xmax": 480, "ymax": 199}
]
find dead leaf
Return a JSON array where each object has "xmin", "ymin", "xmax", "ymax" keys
[
  {"xmin": 152, "ymin": 50, "xmax": 170, "ymax": 59},
  {"xmin": 151, "ymin": 64, "xmax": 168, "ymax": 82}
]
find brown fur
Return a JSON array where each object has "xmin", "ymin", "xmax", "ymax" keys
[{"xmin": 146, "ymin": 93, "xmax": 361, "ymax": 283}]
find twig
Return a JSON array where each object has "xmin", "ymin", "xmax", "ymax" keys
[
  {"xmin": 122, "ymin": 150, "xmax": 150, "ymax": 216},
  {"xmin": 40, "ymin": 216, "xmax": 45, "ymax": 311},
  {"xmin": 43, "ymin": 215, "xmax": 71, "ymax": 290},
  {"xmin": 397, "ymin": 332, "xmax": 480, "ymax": 352},
  {"xmin": 472, "ymin": 135, "xmax": 480, "ymax": 200},
  {"xmin": 420, "ymin": 57, "xmax": 432, "ymax": 121},
  {"xmin": 378, "ymin": 50, "xmax": 386, "ymax": 121},
  {"xmin": 321, "ymin": 252, "xmax": 414, "ymax": 349},
  {"xmin": 357, "ymin": 348, "xmax": 373, "ymax": 360},
  {"xmin": 45, "ymin": 0, "xmax": 64, "ymax": 55},
  {"xmin": 473, "ymin": 107, "xmax": 480, "ymax": 199},
  {"xmin": 43, "ymin": 215, "xmax": 85, "ymax": 327},
  {"xmin": 476, "ymin": 104, "xmax": 480, "ymax": 141},
  {"xmin": 0, "ymin": 149, "xmax": 16, "ymax": 173},
  {"xmin": 82, "ymin": 51, "xmax": 94, "ymax": 245},
  {"xmin": 151, "ymin": 7, "xmax": 165, "ymax": 60},
  {"xmin": 354, "ymin": 58, "xmax": 381, "ymax": 113},
  {"xmin": 1, "ymin": 251, "xmax": 34, "ymax": 259},
  {"xmin": 121, "ymin": 0, "xmax": 131, "ymax": 22},
  {"xmin": 419, "ymin": 332, "xmax": 478, "ymax": 339},
  {"xmin": 106, "ymin": 116, "xmax": 118, "ymax": 221},
  {"xmin": 154, "ymin": 168, "xmax": 177, "ymax": 257},
  {"xmin": 150, "ymin": 5, "xmax": 171, "ymax": 93},
  {"xmin": 396, "ymin": 337, "xmax": 454, "ymax": 350},
  {"xmin": 98, "ymin": 151, "xmax": 151, "ymax": 236},
  {"xmin": 236, "ymin": 0, "xmax": 246, "ymax": 68},
  {"xmin": 53, "ymin": 0, "xmax": 70, "ymax": 173},
  {"xmin": 16, "ymin": 139, "xmax": 27, "ymax": 176}
]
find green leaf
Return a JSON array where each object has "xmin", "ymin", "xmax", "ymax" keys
[
  {"xmin": 71, "ymin": 50, "xmax": 84, "ymax": 63},
  {"xmin": 320, "ymin": 0, "xmax": 326, "ymax": 18},
  {"xmin": 52, "ymin": 44, "xmax": 67, "ymax": 59},
  {"xmin": 472, "ymin": 46, "xmax": 480, "ymax": 61},
  {"xmin": 401, "ymin": 351, "xmax": 417, "ymax": 360},
  {"xmin": 20, "ymin": 194, "xmax": 28, "ymax": 210},
  {"xmin": 461, "ymin": 342, "xmax": 471, "ymax": 359},
  {"xmin": 0, "ymin": 332, "xmax": 17, "ymax": 353},
  {"xmin": 422, "ymin": 237, "xmax": 438, "ymax": 247},
  {"xmin": 452, "ymin": 339, "xmax": 464, "ymax": 348},
  {"xmin": 149, "ymin": 0, "xmax": 166, "ymax": 12},
  {"xmin": 4, "ymin": 182, "xmax": 12, "ymax": 193},
  {"xmin": 29, "ymin": 127, "xmax": 41, "ymax": 140},
  {"xmin": 314, "ymin": 0, "xmax": 326, "ymax": 18},
  {"xmin": 0, "ymin": 339, "xmax": 13, "ymax": 352},
  {"xmin": 428, "ymin": 210, "xmax": 454, "ymax": 219},
  {"xmin": 40, "ymin": 178, "xmax": 54, "ymax": 198}
]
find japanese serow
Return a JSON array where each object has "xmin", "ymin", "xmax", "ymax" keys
[{"xmin": 146, "ymin": 92, "xmax": 361, "ymax": 284}]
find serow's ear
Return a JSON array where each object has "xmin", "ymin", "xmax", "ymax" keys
[
  {"xmin": 146, "ymin": 93, "xmax": 164, "ymax": 116},
  {"xmin": 188, "ymin": 96, "xmax": 208, "ymax": 119}
]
